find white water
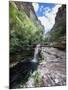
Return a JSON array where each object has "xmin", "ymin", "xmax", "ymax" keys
[
  {"xmin": 21, "ymin": 47, "xmax": 66, "ymax": 88},
  {"xmin": 21, "ymin": 44, "xmax": 41, "ymax": 88},
  {"xmin": 32, "ymin": 44, "xmax": 40, "ymax": 63}
]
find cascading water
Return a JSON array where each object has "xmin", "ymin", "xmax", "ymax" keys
[
  {"xmin": 10, "ymin": 44, "xmax": 40, "ymax": 88},
  {"xmin": 32, "ymin": 44, "xmax": 40, "ymax": 63}
]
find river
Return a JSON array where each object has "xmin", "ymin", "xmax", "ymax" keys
[{"xmin": 10, "ymin": 46, "xmax": 66, "ymax": 88}]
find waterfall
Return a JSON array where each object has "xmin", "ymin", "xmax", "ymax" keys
[
  {"xmin": 32, "ymin": 44, "xmax": 40, "ymax": 63},
  {"xmin": 10, "ymin": 44, "xmax": 40, "ymax": 88}
]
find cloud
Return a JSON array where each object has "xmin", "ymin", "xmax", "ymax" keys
[
  {"xmin": 44, "ymin": 5, "xmax": 61, "ymax": 18},
  {"xmin": 32, "ymin": 3, "xmax": 39, "ymax": 12},
  {"xmin": 39, "ymin": 5, "xmax": 44, "ymax": 12},
  {"xmin": 38, "ymin": 5, "xmax": 61, "ymax": 33},
  {"xmin": 38, "ymin": 16, "xmax": 53, "ymax": 33}
]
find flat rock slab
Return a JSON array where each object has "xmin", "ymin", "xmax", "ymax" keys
[{"xmin": 38, "ymin": 47, "xmax": 66, "ymax": 87}]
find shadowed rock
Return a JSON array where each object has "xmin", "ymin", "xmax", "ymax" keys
[{"xmin": 10, "ymin": 44, "xmax": 40, "ymax": 89}]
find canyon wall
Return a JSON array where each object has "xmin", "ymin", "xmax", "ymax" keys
[{"xmin": 49, "ymin": 5, "xmax": 66, "ymax": 50}]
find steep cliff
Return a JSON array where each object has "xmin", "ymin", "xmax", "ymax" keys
[
  {"xmin": 9, "ymin": 1, "xmax": 44, "ymax": 64},
  {"xmin": 49, "ymin": 5, "xmax": 66, "ymax": 50},
  {"xmin": 14, "ymin": 2, "xmax": 44, "ymax": 31}
]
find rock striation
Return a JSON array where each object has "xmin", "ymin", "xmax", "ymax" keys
[
  {"xmin": 49, "ymin": 5, "xmax": 66, "ymax": 50},
  {"xmin": 14, "ymin": 2, "xmax": 44, "ymax": 30}
]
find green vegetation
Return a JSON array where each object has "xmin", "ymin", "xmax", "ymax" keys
[
  {"xmin": 50, "ymin": 25, "xmax": 66, "ymax": 42},
  {"xmin": 33, "ymin": 71, "xmax": 43, "ymax": 87},
  {"xmin": 10, "ymin": 2, "xmax": 66, "ymax": 88},
  {"xmin": 9, "ymin": 2, "xmax": 43, "ymax": 62},
  {"xmin": 50, "ymin": 5, "xmax": 66, "ymax": 42}
]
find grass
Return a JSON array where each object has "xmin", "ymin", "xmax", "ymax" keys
[{"xmin": 33, "ymin": 70, "xmax": 43, "ymax": 87}]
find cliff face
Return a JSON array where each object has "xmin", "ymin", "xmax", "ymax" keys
[
  {"xmin": 9, "ymin": 1, "xmax": 44, "ymax": 64},
  {"xmin": 14, "ymin": 2, "xmax": 37, "ymax": 19},
  {"xmin": 51, "ymin": 5, "xmax": 66, "ymax": 34},
  {"xmin": 14, "ymin": 2, "xmax": 44, "ymax": 30},
  {"xmin": 49, "ymin": 5, "xmax": 66, "ymax": 50}
]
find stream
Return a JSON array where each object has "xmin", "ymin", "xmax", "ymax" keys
[
  {"xmin": 21, "ymin": 47, "xmax": 66, "ymax": 87},
  {"xmin": 10, "ymin": 46, "xmax": 66, "ymax": 88}
]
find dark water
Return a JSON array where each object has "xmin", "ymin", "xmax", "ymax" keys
[{"xmin": 10, "ymin": 44, "xmax": 40, "ymax": 89}]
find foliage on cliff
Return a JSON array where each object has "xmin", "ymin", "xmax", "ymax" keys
[
  {"xmin": 9, "ymin": 2, "xmax": 43, "ymax": 54},
  {"xmin": 50, "ymin": 5, "xmax": 66, "ymax": 42}
]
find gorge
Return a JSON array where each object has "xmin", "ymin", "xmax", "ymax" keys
[{"xmin": 9, "ymin": 1, "xmax": 66, "ymax": 89}]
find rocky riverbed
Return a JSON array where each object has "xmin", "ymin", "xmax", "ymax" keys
[
  {"xmin": 19, "ymin": 47, "xmax": 66, "ymax": 88},
  {"xmin": 38, "ymin": 47, "xmax": 66, "ymax": 86}
]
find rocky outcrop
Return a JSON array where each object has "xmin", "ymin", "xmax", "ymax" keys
[
  {"xmin": 49, "ymin": 5, "xmax": 66, "ymax": 50},
  {"xmin": 51, "ymin": 5, "xmax": 66, "ymax": 33},
  {"xmin": 10, "ymin": 1, "xmax": 44, "ymax": 65},
  {"xmin": 14, "ymin": 2, "xmax": 44, "ymax": 30},
  {"xmin": 39, "ymin": 47, "xmax": 66, "ymax": 86}
]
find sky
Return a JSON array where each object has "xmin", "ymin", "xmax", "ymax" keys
[{"xmin": 32, "ymin": 3, "xmax": 61, "ymax": 34}]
